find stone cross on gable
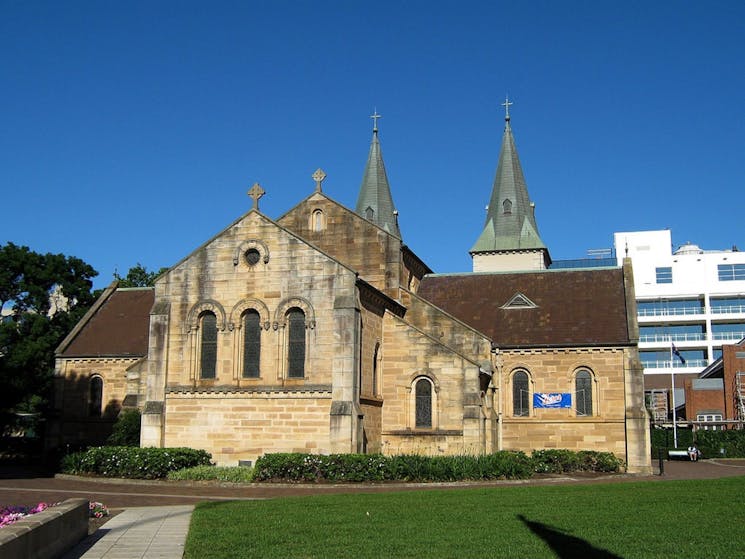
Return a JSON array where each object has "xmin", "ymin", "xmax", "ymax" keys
[
  {"xmin": 248, "ymin": 182, "xmax": 265, "ymax": 210},
  {"xmin": 312, "ymin": 168, "xmax": 326, "ymax": 192}
]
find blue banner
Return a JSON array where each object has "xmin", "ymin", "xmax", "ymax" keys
[{"xmin": 533, "ymin": 393, "xmax": 572, "ymax": 409}]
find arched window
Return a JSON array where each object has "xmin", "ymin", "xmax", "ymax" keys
[
  {"xmin": 199, "ymin": 311, "xmax": 217, "ymax": 379},
  {"xmin": 287, "ymin": 308, "xmax": 306, "ymax": 378},
  {"xmin": 372, "ymin": 343, "xmax": 380, "ymax": 396},
  {"xmin": 89, "ymin": 376, "xmax": 103, "ymax": 417},
  {"xmin": 242, "ymin": 310, "xmax": 261, "ymax": 378},
  {"xmin": 415, "ymin": 378, "xmax": 432, "ymax": 428},
  {"xmin": 575, "ymin": 369, "xmax": 593, "ymax": 416},
  {"xmin": 312, "ymin": 209, "xmax": 324, "ymax": 232},
  {"xmin": 503, "ymin": 199, "xmax": 512, "ymax": 214},
  {"xmin": 512, "ymin": 370, "xmax": 530, "ymax": 416}
]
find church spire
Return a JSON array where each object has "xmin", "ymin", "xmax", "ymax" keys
[
  {"xmin": 355, "ymin": 111, "xmax": 401, "ymax": 238},
  {"xmin": 470, "ymin": 99, "xmax": 550, "ymax": 271}
]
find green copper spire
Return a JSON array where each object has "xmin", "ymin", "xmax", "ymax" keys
[
  {"xmin": 470, "ymin": 100, "xmax": 547, "ymax": 255},
  {"xmin": 355, "ymin": 111, "xmax": 401, "ymax": 237}
]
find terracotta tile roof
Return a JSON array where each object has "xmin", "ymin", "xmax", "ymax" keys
[
  {"xmin": 417, "ymin": 268, "xmax": 630, "ymax": 347},
  {"xmin": 60, "ymin": 288, "xmax": 154, "ymax": 357}
]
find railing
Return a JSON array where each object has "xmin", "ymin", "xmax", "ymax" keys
[
  {"xmin": 710, "ymin": 304, "xmax": 745, "ymax": 314},
  {"xmin": 637, "ymin": 307, "xmax": 704, "ymax": 317},
  {"xmin": 711, "ymin": 331, "xmax": 745, "ymax": 341},
  {"xmin": 639, "ymin": 333, "xmax": 706, "ymax": 343},
  {"xmin": 638, "ymin": 305, "xmax": 745, "ymax": 317},
  {"xmin": 641, "ymin": 359, "xmax": 708, "ymax": 369}
]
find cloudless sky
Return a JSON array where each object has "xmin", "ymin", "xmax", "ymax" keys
[{"xmin": 2, "ymin": 1, "xmax": 744, "ymax": 289}]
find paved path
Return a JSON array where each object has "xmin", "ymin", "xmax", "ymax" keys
[
  {"xmin": 60, "ymin": 506, "xmax": 194, "ymax": 559},
  {"xmin": 2, "ymin": 458, "xmax": 744, "ymax": 558}
]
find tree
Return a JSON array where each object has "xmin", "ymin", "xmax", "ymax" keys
[
  {"xmin": 114, "ymin": 263, "xmax": 168, "ymax": 288},
  {"xmin": 0, "ymin": 243, "xmax": 98, "ymax": 417}
]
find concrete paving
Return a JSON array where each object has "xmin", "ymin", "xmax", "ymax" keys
[{"xmin": 60, "ymin": 505, "xmax": 194, "ymax": 559}]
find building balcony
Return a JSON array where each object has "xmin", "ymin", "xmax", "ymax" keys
[
  {"xmin": 637, "ymin": 307, "xmax": 704, "ymax": 318},
  {"xmin": 639, "ymin": 333, "xmax": 706, "ymax": 343},
  {"xmin": 710, "ymin": 304, "xmax": 745, "ymax": 315},
  {"xmin": 711, "ymin": 331, "xmax": 745, "ymax": 341},
  {"xmin": 641, "ymin": 359, "xmax": 708, "ymax": 370}
]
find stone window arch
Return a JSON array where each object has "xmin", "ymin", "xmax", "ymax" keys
[
  {"xmin": 233, "ymin": 239, "xmax": 270, "ymax": 267},
  {"xmin": 503, "ymin": 199, "xmax": 512, "ymax": 215},
  {"xmin": 187, "ymin": 300, "xmax": 227, "ymax": 333},
  {"xmin": 229, "ymin": 299, "xmax": 270, "ymax": 332},
  {"xmin": 511, "ymin": 368, "xmax": 532, "ymax": 417},
  {"xmin": 89, "ymin": 375, "xmax": 103, "ymax": 417},
  {"xmin": 273, "ymin": 297, "xmax": 316, "ymax": 330}
]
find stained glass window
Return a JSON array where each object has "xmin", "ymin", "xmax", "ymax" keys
[
  {"xmin": 575, "ymin": 369, "xmax": 593, "ymax": 416},
  {"xmin": 512, "ymin": 370, "xmax": 529, "ymax": 416},
  {"xmin": 242, "ymin": 310, "xmax": 261, "ymax": 378},
  {"xmin": 287, "ymin": 308, "xmax": 305, "ymax": 378},
  {"xmin": 415, "ymin": 378, "xmax": 432, "ymax": 428},
  {"xmin": 200, "ymin": 312, "xmax": 217, "ymax": 379}
]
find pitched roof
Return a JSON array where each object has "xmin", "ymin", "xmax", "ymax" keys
[
  {"xmin": 470, "ymin": 116, "xmax": 547, "ymax": 254},
  {"xmin": 417, "ymin": 268, "xmax": 631, "ymax": 347},
  {"xmin": 355, "ymin": 124, "xmax": 401, "ymax": 238},
  {"xmin": 58, "ymin": 287, "xmax": 154, "ymax": 357}
]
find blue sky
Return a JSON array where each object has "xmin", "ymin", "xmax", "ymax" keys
[{"xmin": 2, "ymin": 1, "xmax": 744, "ymax": 289}]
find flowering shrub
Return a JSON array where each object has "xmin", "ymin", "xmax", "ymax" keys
[
  {"xmin": 89, "ymin": 501, "xmax": 109, "ymax": 518},
  {"xmin": 0, "ymin": 502, "xmax": 55, "ymax": 528},
  {"xmin": 60, "ymin": 446, "xmax": 212, "ymax": 479}
]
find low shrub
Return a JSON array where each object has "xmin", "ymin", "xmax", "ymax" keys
[
  {"xmin": 254, "ymin": 451, "xmax": 535, "ymax": 483},
  {"xmin": 107, "ymin": 409, "xmax": 141, "ymax": 447},
  {"xmin": 531, "ymin": 449, "xmax": 581, "ymax": 473},
  {"xmin": 168, "ymin": 465, "xmax": 255, "ymax": 483},
  {"xmin": 60, "ymin": 446, "xmax": 212, "ymax": 479}
]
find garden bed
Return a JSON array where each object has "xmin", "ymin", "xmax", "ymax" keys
[{"xmin": 0, "ymin": 498, "xmax": 88, "ymax": 559}]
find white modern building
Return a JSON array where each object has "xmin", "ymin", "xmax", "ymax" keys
[{"xmin": 614, "ymin": 229, "xmax": 745, "ymax": 420}]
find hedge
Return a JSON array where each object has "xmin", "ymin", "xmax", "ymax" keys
[
  {"xmin": 253, "ymin": 449, "xmax": 620, "ymax": 483},
  {"xmin": 60, "ymin": 446, "xmax": 212, "ymax": 479},
  {"xmin": 651, "ymin": 427, "xmax": 745, "ymax": 459}
]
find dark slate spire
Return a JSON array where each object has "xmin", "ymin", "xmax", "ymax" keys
[
  {"xmin": 470, "ymin": 100, "xmax": 547, "ymax": 255},
  {"xmin": 355, "ymin": 111, "xmax": 401, "ymax": 238}
]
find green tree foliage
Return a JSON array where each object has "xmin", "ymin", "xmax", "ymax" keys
[
  {"xmin": 107, "ymin": 409, "xmax": 142, "ymax": 446},
  {"xmin": 0, "ymin": 242, "xmax": 97, "ymax": 417},
  {"xmin": 114, "ymin": 263, "xmax": 168, "ymax": 288}
]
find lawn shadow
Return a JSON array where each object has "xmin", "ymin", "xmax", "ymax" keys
[{"xmin": 517, "ymin": 514, "xmax": 623, "ymax": 559}]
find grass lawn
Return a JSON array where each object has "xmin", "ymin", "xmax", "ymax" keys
[{"xmin": 184, "ymin": 476, "xmax": 745, "ymax": 558}]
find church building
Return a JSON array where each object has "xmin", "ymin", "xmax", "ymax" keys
[{"xmin": 52, "ymin": 106, "xmax": 652, "ymax": 473}]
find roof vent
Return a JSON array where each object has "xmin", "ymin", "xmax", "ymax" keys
[{"xmin": 502, "ymin": 293, "xmax": 537, "ymax": 309}]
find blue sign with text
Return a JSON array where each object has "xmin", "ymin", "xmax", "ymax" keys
[{"xmin": 533, "ymin": 393, "xmax": 572, "ymax": 409}]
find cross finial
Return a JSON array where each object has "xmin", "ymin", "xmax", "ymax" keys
[
  {"xmin": 247, "ymin": 182, "xmax": 265, "ymax": 210},
  {"xmin": 312, "ymin": 168, "xmax": 326, "ymax": 192},
  {"xmin": 501, "ymin": 96, "xmax": 513, "ymax": 121},
  {"xmin": 370, "ymin": 109, "xmax": 381, "ymax": 133}
]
